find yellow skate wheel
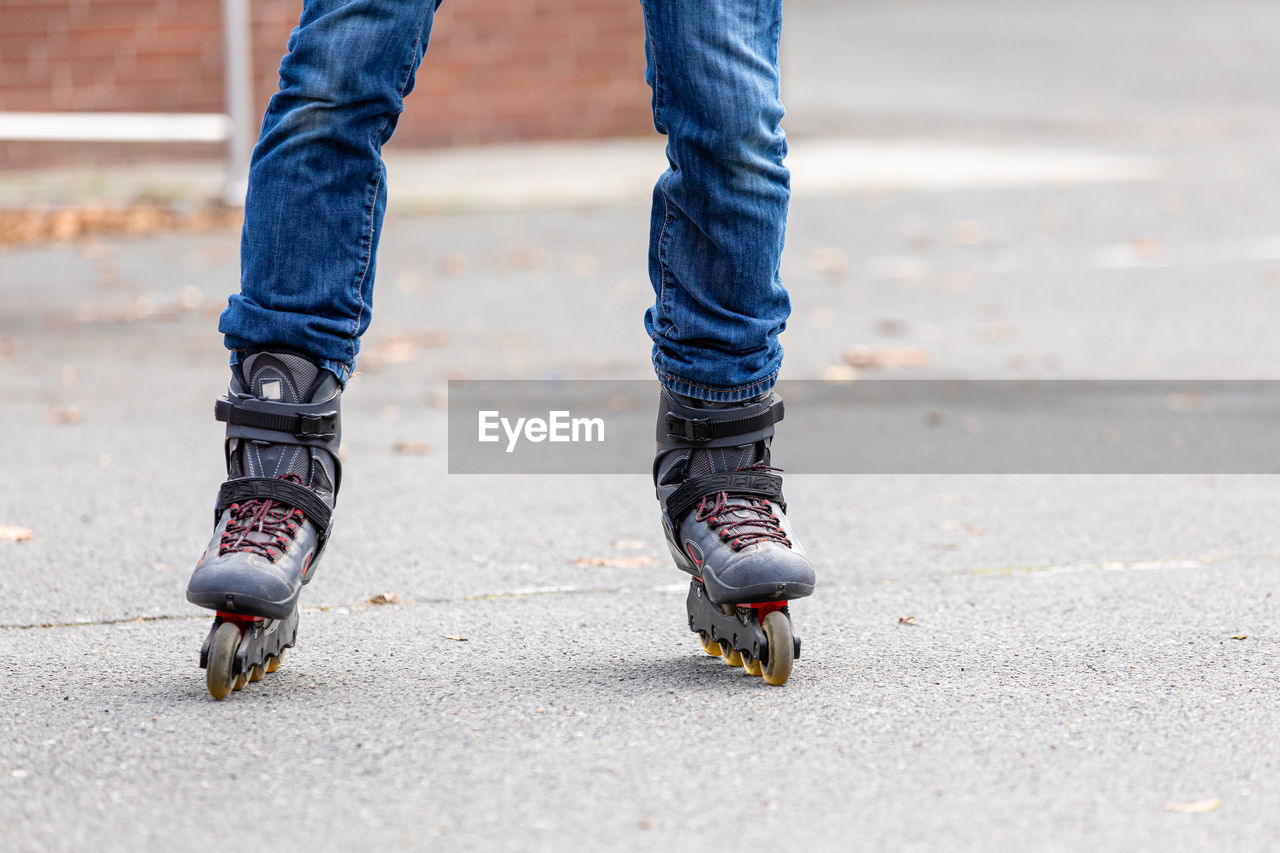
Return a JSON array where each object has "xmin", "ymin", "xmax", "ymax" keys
[
  {"xmin": 742, "ymin": 650, "xmax": 763, "ymax": 677},
  {"xmin": 723, "ymin": 647, "xmax": 744, "ymax": 668},
  {"xmin": 248, "ymin": 664, "xmax": 265, "ymax": 683},
  {"xmin": 232, "ymin": 672, "xmax": 248, "ymax": 692},
  {"xmin": 205, "ymin": 622, "xmax": 241, "ymax": 701},
  {"xmin": 265, "ymin": 654, "xmax": 282, "ymax": 674},
  {"xmin": 698, "ymin": 632, "xmax": 723, "ymax": 657},
  {"xmin": 761, "ymin": 611, "xmax": 794, "ymax": 686}
]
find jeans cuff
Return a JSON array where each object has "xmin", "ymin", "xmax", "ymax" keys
[{"xmin": 653, "ymin": 361, "xmax": 779, "ymax": 403}]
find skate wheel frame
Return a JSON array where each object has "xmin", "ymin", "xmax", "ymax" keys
[
  {"xmin": 698, "ymin": 632, "xmax": 723, "ymax": 657},
  {"xmin": 198, "ymin": 610, "xmax": 299, "ymax": 700},
  {"xmin": 685, "ymin": 580, "xmax": 801, "ymax": 685}
]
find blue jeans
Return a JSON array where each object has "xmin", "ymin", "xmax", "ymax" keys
[{"xmin": 220, "ymin": 0, "xmax": 791, "ymax": 402}]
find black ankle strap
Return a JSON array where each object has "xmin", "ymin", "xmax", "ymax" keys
[
  {"xmin": 216, "ymin": 477, "xmax": 334, "ymax": 540},
  {"xmin": 664, "ymin": 399, "xmax": 784, "ymax": 445},
  {"xmin": 665, "ymin": 471, "xmax": 784, "ymax": 525},
  {"xmin": 215, "ymin": 388, "xmax": 342, "ymax": 458},
  {"xmin": 215, "ymin": 398, "xmax": 338, "ymax": 439}
]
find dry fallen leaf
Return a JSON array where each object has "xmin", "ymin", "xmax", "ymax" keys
[
  {"xmin": 392, "ymin": 440, "xmax": 431, "ymax": 455},
  {"xmin": 822, "ymin": 364, "xmax": 859, "ymax": 382},
  {"xmin": 898, "ymin": 616, "xmax": 919, "ymax": 627},
  {"xmin": 359, "ymin": 330, "xmax": 450, "ymax": 370},
  {"xmin": 367, "ymin": 593, "xmax": 399, "ymax": 605},
  {"xmin": 572, "ymin": 556, "xmax": 663, "ymax": 569},
  {"xmin": 498, "ymin": 245, "xmax": 550, "ymax": 271},
  {"xmin": 874, "ymin": 318, "xmax": 906, "ymax": 337},
  {"xmin": 611, "ymin": 539, "xmax": 647, "ymax": 550},
  {"xmin": 1231, "ymin": 635, "xmax": 1248, "ymax": 641},
  {"xmin": 948, "ymin": 219, "xmax": 986, "ymax": 246},
  {"xmin": 1132, "ymin": 236, "xmax": 1165, "ymax": 260},
  {"xmin": 1167, "ymin": 393, "xmax": 1210, "ymax": 413},
  {"xmin": 49, "ymin": 406, "xmax": 83, "ymax": 425},
  {"xmin": 842, "ymin": 345, "xmax": 930, "ymax": 370},
  {"xmin": 0, "ymin": 526, "xmax": 35, "ymax": 542},
  {"xmin": 0, "ymin": 204, "xmax": 242, "ymax": 249},
  {"xmin": 438, "ymin": 253, "xmax": 469, "ymax": 277},
  {"xmin": 1161, "ymin": 799, "xmax": 1220, "ymax": 814}
]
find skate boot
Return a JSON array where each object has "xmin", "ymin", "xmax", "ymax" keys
[
  {"xmin": 655, "ymin": 388, "xmax": 815, "ymax": 685},
  {"xmin": 187, "ymin": 352, "xmax": 342, "ymax": 699}
]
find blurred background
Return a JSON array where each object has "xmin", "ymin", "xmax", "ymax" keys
[
  {"xmin": 0, "ymin": 0, "xmax": 651, "ymax": 165},
  {"xmin": 3, "ymin": 1, "xmax": 1279, "ymax": 248},
  {"xmin": 5, "ymin": 3, "xmax": 1280, "ymax": 849}
]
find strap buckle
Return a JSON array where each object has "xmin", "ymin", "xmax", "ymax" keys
[
  {"xmin": 298, "ymin": 412, "xmax": 337, "ymax": 439},
  {"xmin": 666, "ymin": 415, "xmax": 710, "ymax": 443}
]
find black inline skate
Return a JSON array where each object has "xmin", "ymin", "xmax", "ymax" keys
[
  {"xmin": 654, "ymin": 388, "xmax": 815, "ymax": 685},
  {"xmin": 187, "ymin": 352, "xmax": 341, "ymax": 699}
]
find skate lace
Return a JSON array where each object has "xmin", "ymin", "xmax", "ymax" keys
[
  {"xmin": 693, "ymin": 463, "xmax": 791, "ymax": 551},
  {"xmin": 218, "ymin": 473, "xmax": 306, "ymax": 561}
]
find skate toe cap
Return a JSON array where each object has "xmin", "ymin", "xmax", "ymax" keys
[
  {"xmin": 711, "ymin": 545, "xmax": 816, "ymax": 602},
  {"xmin": 186, "ymin": 554, "xmax": 299, "ymax": 616}
]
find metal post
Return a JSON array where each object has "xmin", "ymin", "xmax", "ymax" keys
[{"xmin": 221, "ymin": 0, "xmax": 254, "ymax": 206}]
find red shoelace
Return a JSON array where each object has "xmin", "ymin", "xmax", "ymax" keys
[
  {"xmin": 693, "ymin": 465, "xmax": 791, "ymax": 551},
  {"xmin": 218, "ymin": 474, "xmax": 305, "ymax": 561}
]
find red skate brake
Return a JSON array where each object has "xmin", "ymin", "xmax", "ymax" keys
[
  {"xmin": 216, "ymin": 612, "xmax": 264, "ymax": 628},
  {"xmin": 693, "ymin": 579, "xmax": 788, "ymax": 618},
  {"xmin": 749, "ymin": 601, "xmax": 788, "ymax": 619}
]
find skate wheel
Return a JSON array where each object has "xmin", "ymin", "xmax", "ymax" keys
[
  {"xmin": 761, "ymin": 611, "xmax": 794, "ymax": 686},
  {"xmin": 248, "ymin": 664, "xmax": 265, "ymax": 683},
  {"xmin": 205, "ymin": 622, "xmax": 240, "ymax": 700},
  {"xmin": 265, "ymin": 654, "xmax": 282, "ymax": 674},
  {"xmin": 741, "ymin": 650, "xmax": 763, "ymax": 677},
  {"xmin": 232, "ymin": 672, "xmax": 249, "ymax": 692},
  {"xmin": 723, "ymin": 647, "xmax": 744, "ymax": 668},
  {"xmin": 697, "ymin": 631, "xmax": 723, "ymax": 657}
]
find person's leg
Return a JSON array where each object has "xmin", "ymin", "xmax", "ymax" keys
[
  {"xmin": 220, "ymin": 0, "xmax": 442, "ymax": 384},
  {"xmin": 191, "ymin": 0, "xmax": 440, "ymax": 698},
  {"xmin": 639, "ymin": 0, "xmax": 790, "ymax": 403},
  {"xmin": 641, "ymin": 0, "xmax": 812, "ymax": 685}
]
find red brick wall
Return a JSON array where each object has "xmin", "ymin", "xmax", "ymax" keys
[{"xmin": 0, "ymin": 0, "xmax": 653, "ymax": 168}]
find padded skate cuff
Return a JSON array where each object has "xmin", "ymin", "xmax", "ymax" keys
[
  {"xmin": 665, "ymin": 471, "xmax": 784, "ymax": 525},
  {"xmin": 216, "ymin": 478, "xmax": 333, "ymax": 537},
  {"xmin": 664, "ymin": 400, "xmax": 784, "ymax": 444},
  {"xmin": 215, "ymin": 398, "xmax": 338, "ymax": 439}
]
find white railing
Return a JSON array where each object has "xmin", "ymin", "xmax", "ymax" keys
[{"xmin": 0, "ymin": 0, "xmax": 254, "ymax": 205}]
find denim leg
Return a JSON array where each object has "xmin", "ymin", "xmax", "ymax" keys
[
  {"xmin": 639, "ymin": 0, "xmax": 791, "ymax": 403},
  {"xmin": 219, "ymin": 0, "xmax": 442, "ymax": 384}
]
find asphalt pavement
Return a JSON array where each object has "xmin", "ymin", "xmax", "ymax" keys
[{"xmin": 4, "ymin": 1, "xmax": 1280, "ymax": 850}]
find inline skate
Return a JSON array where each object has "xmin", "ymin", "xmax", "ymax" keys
[
  {"xmin": 187, "ymin": 352, "xmax": 341, "ymax": 699},
  {"xmin": 654, "ymin": 388, "xmax": 814, "ymax": 685}
]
